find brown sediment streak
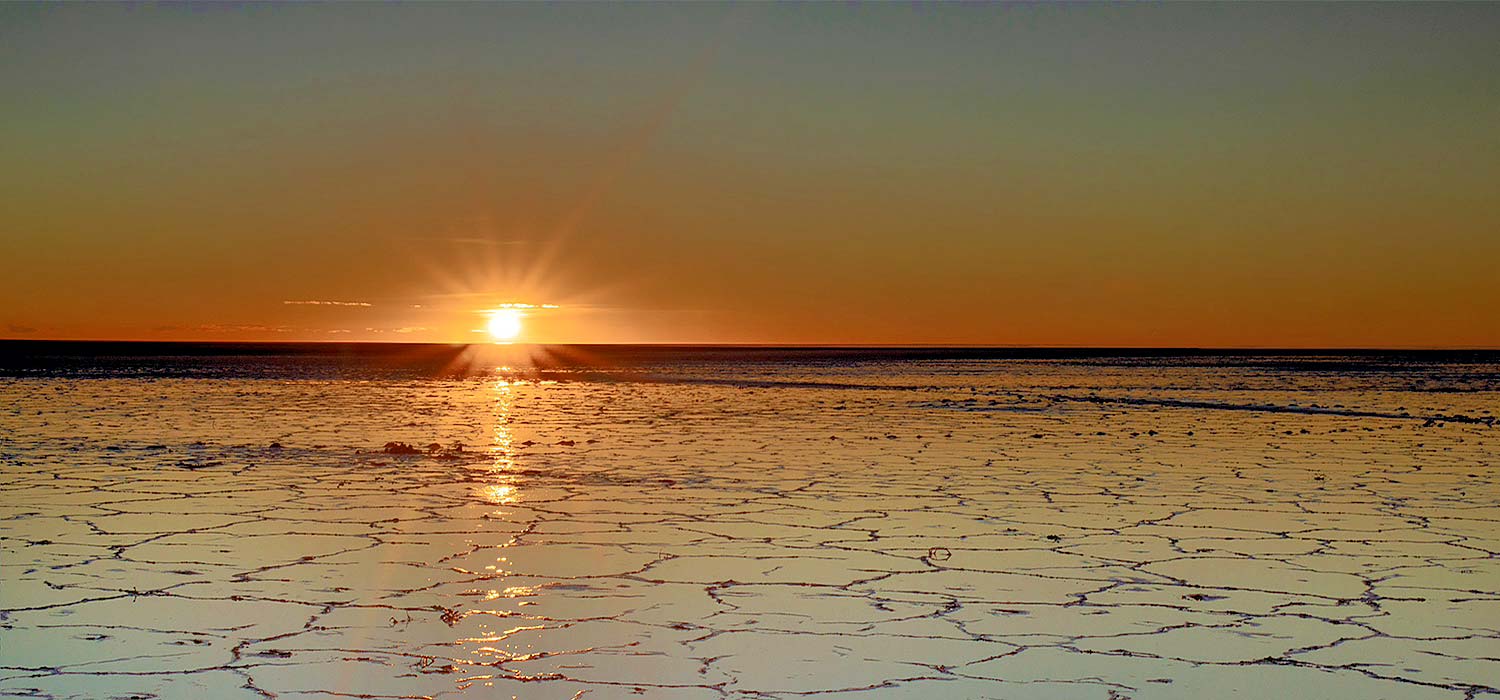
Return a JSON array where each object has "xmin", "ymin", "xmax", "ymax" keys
[{"xmin": 1043, "ymin": 395, "xmax": 1498, "ymax": 426}]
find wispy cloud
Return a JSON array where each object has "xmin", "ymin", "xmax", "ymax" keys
[
  {"xmin": 397, "ymin": 236, "xmax": 527, "ymax": 248},
  {"xmin": 197, "ymin": 324, "xmax": 291, "ymax": 333},
  {"xmin": 283, "ymin": 300, "xmax": 373, "ymax": 307}
]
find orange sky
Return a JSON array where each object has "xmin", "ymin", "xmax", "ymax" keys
[{"xmin": 3, "ymin": 3, "xmax": 1498, "ymax": 347}]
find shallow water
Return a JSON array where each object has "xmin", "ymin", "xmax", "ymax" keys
[{"xmin": 2, "ymin": 350, "xmax": 1498, "ymax": 699}]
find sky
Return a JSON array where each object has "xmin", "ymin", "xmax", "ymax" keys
[{"xmin": 2, "ymin": 2, "xmax": 1498, "ymax": 347}]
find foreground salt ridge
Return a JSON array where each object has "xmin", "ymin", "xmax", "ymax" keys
[{"xmin": 0, "ymin": 368, "xmax": 1497, "ymax": 699}]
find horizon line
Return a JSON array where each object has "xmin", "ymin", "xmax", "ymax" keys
[{"xmin": 3, "ymin": 338, "xmax": 1499, "ymax": 352}]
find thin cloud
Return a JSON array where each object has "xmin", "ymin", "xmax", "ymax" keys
[
  {"xmin": 397, "ymin": 236, "xmax": 527, "ymax": 247},
  {"xmin": 283, "ymin": 300, "xmax": 373, "ymax": 307},
  {"xmin": 196, "ymin": 324, "xmax": 291, "ymax": 333}
]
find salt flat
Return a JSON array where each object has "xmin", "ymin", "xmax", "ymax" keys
[{"xmin": 1, "ymin": 357, "xmax": 1497, "ymax": 699}]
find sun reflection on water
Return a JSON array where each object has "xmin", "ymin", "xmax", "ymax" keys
[
  {"xmin": 481, "ymin": 377, "xmax": 518, "ymax": 505},
  {"xmin": 452, "ymin": 378, "xmax": 580, "ymax": 682},
  {"xmin": 479, "ymin": 483, "xmax": 517, "ymax": 505}
]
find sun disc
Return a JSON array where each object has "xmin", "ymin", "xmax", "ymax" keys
[{"xmin": 487, "ymin": 309, "xmax": 523, "ymax": 341}]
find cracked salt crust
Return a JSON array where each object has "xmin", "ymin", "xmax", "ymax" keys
[{"xmin": 1, "ymin": 359, "xmax": 1497, "ymax": 699}]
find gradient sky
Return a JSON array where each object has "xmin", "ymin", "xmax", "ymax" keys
[{"xmin": 3, "ymin": 2, "xmax": 1498, "ymax": 346}]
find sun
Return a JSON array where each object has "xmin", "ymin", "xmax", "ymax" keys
[{"xmin": 487, "ymin": 309, "xmax": 523, "ymax": 342}]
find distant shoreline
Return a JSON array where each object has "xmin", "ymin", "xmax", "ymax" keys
[
  {"xmin": 1, "ymin": 339, "xmax": 1498, "ymax": 354},
  {"xmin": 3, "ymin": 339, "xmax": 1499, "ymax": 366}
]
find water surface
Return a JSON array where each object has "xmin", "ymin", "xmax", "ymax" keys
[{"xmin": 2, "ymin": 344, "xmax": 1497, "ymax": 699}]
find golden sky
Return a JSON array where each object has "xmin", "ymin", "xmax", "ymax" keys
[{"xmin": 3, "ymin": 3, "xmax": 1498, "ymax": 347}]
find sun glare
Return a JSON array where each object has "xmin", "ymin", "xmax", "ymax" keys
[{"xmin": 487, "ymin": 309, "xmax": 523, "ymax": 342}]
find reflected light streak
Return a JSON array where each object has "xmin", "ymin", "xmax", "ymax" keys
[
  {"xmin": 479, "ymin": 377, "xmax": 518, "ymax": 505},
  {"xmin": 480, "ymin": 484, "xmax": 517, "ymax": 505}
]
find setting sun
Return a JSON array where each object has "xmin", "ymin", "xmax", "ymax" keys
[
  {"xmin": 5, "ymin": 5, "xmax": 1500, "ymax": 699},
  {"xmin": 486, "ymin": 309, "xmax": 523, "ymax": 342}
]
